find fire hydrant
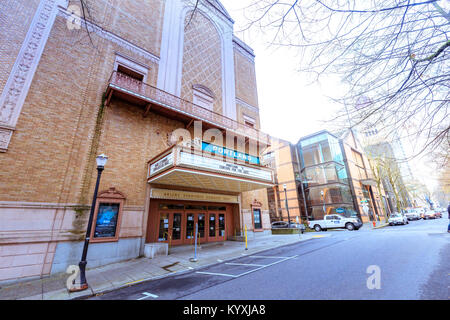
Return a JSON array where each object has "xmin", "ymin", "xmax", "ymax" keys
[{"xmin": 372, "ymin": 221, "xmax": 376, "ymax": 228}]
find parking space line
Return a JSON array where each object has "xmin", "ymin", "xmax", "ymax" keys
[
  {"xmin": 225, "ymin": 262, "xmax": 266, "ymax": 267},
  {"xmin": 195, "ymin": 271, "xmax": 239, "ymax": 278},
  {"xmin": 235, "ymin": 255, "xmax": 298, "ymax": 277},
  {"xmin": 250, "ymin": 255, "xmax": 295, "ymax": 259}
]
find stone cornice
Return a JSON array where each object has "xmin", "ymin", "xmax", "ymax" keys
[{"xmin": 233, "ymin": 36, "xmax": 255, "ymax": 62}]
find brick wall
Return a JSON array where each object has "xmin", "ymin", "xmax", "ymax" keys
[
  {"xmin": 181, "ymin": 10, "xmax": 223, "ymax": 114},
  {"xmin": 234, "ymin": 50, "xmax": 259, "ymax": 108}
]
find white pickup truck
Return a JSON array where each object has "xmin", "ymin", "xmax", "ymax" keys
[{"xmin": 309, "ymin": 214, "xmax": 362, "ymax": 232}]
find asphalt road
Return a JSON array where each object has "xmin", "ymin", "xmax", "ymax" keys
[{"xmin": 88, "ymin": 217, "xmax": 449, "ymax": 300}]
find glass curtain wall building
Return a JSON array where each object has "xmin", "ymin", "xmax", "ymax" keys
[{"xmin": 297, "ymin": 132, "xmax": 359, "ymax": 221}]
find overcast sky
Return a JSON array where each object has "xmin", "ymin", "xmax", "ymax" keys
[{"xmin": 221, "ymin": 0, "xmax": 440, "ymax": 193}]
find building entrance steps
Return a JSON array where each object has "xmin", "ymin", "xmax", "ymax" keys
[{"xmin": 0, "ymin": 233, "xmax": 327, "ymax": 300}]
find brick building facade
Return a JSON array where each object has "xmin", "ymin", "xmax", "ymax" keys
[{"xmin": 0, "ymin": 0, "xmax": 273, "ymax": 284}]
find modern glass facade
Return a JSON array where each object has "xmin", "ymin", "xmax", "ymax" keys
[{"xmin": 297, "ymin": 132, "xmax": 359, "ymax": 221}]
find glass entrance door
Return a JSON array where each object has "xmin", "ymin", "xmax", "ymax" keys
[
  {"xmin": 184, "ymin": 211, "xmax": 207, "ymax": 244},
  {"xmin": 197, "ymin": 213, "xmax": 206, "ymax": 243},
  {"xmin": 208, "ymin": 213, "xmax": 217, "ymax": 241},
  {"xmin": 185, "ymin": 213, "xmax": 195, "ymax": 241},
  {"xmin": 157, "ymin": 211, "xmax": 183, "ymax": 245},
  {"xmin": 218, "ymin": 213, "xmax": 226, "ymax": 239},
  {"xmin": 172, "ymin": 213, "xmax": 182, "ymax": 242},
  {"xmin": 155, "ymin": 203, "xmax": 229, "ymax": 245}
]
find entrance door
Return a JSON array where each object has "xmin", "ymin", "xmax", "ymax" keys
[
  {"xmin": 218, "ymin": 212, "xmax": 226, "ymax": 240},
  {"xmin": 184, "ymin": 211, "xmax": 207, "ymax": 245},
  {"xmin": 185, "ymin": 213, "xmax": 195, "ymax": 243},
  {"xmin": 157, "ymin": 211, "xmax": 183, "ymax": 245},
  {"xmin": 152, "ymin": 202, "xmax": 230, "ymax": 245},
  {"xmin": 207, "ymin": 212, "xmax": 226, "ymax": 242},
  {"xmin": 207, "ymin": 212, "xmax": 218, "ymax": 242},
  {"xmin": 197, "ymin": 213, "xmax": 206, "ymax": 244},
  {"xmin": 171, "ymin": 212, "xmax": 183, "ymax": 245}
]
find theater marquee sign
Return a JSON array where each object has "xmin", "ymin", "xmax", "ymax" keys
[
  {"xmin": 150, "ymin": 188, "xmax": 239, "ymax": 203},
  {"xmin": 178, "ymin": 151, "xmax": 272, "ymax": 182}
]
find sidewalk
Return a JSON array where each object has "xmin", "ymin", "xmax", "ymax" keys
[
  {"xmin": 362, "ymin": 221, "xmax": 390, "ymax": 230},
  {"xmin": 0, "ymin": 233, "xmax": 324, "ymax": 300}
]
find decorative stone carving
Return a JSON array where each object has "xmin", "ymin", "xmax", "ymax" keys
[
  {"xmin": 0, "ymin": 0, "xmax": 67, "ymax": 151},
  {"xmin": 0, "ymin": 127, "xmax": 13, "ymax": 152}
]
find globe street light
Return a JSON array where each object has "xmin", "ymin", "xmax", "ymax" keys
[{"xmin": 73, "ymin": 154, "xmax": 108, "ymax": 292}]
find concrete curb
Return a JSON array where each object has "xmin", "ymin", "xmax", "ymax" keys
[
  {"xmin": 373, "ymin": 223, "xmax": 390, "ymax": 229},
  {"xmin": 73, "ymin": 235, "xmax": 320, "ymax": 300}
]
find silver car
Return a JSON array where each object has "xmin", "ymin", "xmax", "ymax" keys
[{"xmin": 388, "ymin": 213, "xmax": 409, "ymax": 225}]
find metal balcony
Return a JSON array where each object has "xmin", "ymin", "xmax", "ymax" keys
[{"xmin": 106, "ymin": 71, "xmax": 270, "ymax": 146}]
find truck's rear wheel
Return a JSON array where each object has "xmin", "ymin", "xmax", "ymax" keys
[
  {"xmin": 314, "ymin": 225, "xmax": 322, "ymax": 232},
  {"xmin": 345, "ymin": 223, "xmax": 355, "ymax": 231}
]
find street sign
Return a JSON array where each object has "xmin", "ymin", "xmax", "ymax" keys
[{"xmin": 336, "ymin": 208, "xmax": 345, "ymax": 214}]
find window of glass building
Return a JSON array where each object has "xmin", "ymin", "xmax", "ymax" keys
[
  {"xmin": 299, "ymin": 132, "xmax": 344, "ymax": 168},
  {"xmin": 302, "ymin": 163, "xmax": 348, "ymax": 186},
  {"xmin": 306, "ymin": 184, "xmax": 354, "ymax": 206}
]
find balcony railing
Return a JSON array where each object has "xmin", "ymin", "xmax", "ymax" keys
[{"xmin": 107, "ymin": 71, "xmax": 270, "ymax": 145}]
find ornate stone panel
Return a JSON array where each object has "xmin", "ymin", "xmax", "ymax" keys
[{"xmin": 0, "ymin": 0, "xmax": 68, "ymax": 152}]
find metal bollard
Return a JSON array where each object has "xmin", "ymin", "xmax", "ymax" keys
[
  {"xmin": 245, "ymin": 225, "xmax": 248, "ymax": 250},
  {"xmin": 191, "ymin": 223, "xmax": 198, "ymax": 262}
]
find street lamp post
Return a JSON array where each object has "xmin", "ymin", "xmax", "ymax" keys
[
  {"xmin": 74, "ymin": 154, "xmax": 108, "ymax": 291},
  {"xmin": 283, "ymin": 184, "xmax": 291, "ymax": 227}
]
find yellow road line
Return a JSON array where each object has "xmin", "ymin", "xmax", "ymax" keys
[{"xmin": 124, "ymin": 279, "xmax": 145, "ymax": 286}]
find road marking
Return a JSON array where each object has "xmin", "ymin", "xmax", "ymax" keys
[
  {"xmin": 196, "ymin": 271, "xmax": 238, "ymax": 278},
  {"xmin": 124, "ymin": 279, "xmax": 145, "ymax": 286},
  {"xmin": 250, "ymin": 255, "xmax": 293, "ymax": 259},
  {"xmin": 312, "ymin": 235, "xmax": 325, "ymax": 238},
  {"xmin": 137, "ymin": 292, "xmax": 159, "ymax": 300},
  {"xmin": 225, "ymin": 262, "xmax": 266, "ymax": 267},
  {"xmin": 235, "ymin": 255, "xmax": 298, "ymax": 277}
]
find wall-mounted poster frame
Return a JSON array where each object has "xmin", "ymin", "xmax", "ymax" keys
[
  {"xmin": 90, "ymin": 187, "xmax": 126, "ymax": 243},
  {"xmin": 251, "ymin": 199, "xmax": 263, "ymax": 232}
]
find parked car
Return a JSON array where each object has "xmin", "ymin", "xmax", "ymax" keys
[
  {"xmin": 271, "ymin": 221, "xmax": 290, "ymax": 229},
  {"xmin": 308, "ymin": 214, "xmax": 362, "ymax": 232},
  {"xmin": 271, "ymin": 221, "xmax": 306, "ymax": 231},
  {"xmin": 405, "ymin": 209, "xmax": 421, "ymax": 221},
  {"xmin": 434, "ymin": 210, "xmax": 442, "ymax": 218},
  {"xmin": 388, "ymin": 213, "xmax": 409, "ymax": 225},
  {"xmin": 290, "ymin": 223, "xmax": 306, "ymax": 230},
  {"xmin": 423, "ymin": 210, "xmax": 436, "ymax": 219},
  {"xmin": 415, "ymin": 207, "xmax": 426, "ymax": 219}
]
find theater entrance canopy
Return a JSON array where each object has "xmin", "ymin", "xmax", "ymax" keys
[{"xmin": 148, "ymin": 145, "xmax": 275, "ymax": 193}]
